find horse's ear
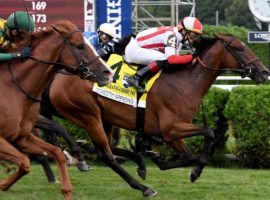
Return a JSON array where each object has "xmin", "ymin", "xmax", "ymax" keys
[
  {"xmin": 215, "ymin": 33, "xmax": 227, "ymax": 40},
  {"xmin": 216, "ymin": 33, "xmax": 234, "ymax": 40}
]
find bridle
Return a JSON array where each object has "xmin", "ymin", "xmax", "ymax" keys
[
  {"xmin": 8, "ymin": 28, "xmax": 100, "ymax": 102},
  {"xmin": 196, "ymin": 36, "xmax": 260, "ymax": 78},
  {"xmin": 29, "ymin": 29, "xmax": 100, "ymax": 79}
]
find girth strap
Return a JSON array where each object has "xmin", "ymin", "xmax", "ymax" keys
[{"xmin": 136, "ymin": 91, "xmax": 145, "ymax": 132}]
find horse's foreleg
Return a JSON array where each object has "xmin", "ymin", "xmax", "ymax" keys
[
  {"xmin": 86, "ymin": 123, "xmax": 157, "ymax": 197},
  {"xmin": 111, "ymin": 146, "xmax": 147, "ymax": 180},
  {"xmin": 189, "ymin": 127, "xmax": 214, "ymax": 182},
  {"xmin": 105, "ymin": 124, "xmax": 147, "ymax": 180},
  {"xmin": 0, "ymin": 137, "xmax": 30, "ymax": 191},
  {"xmin": 162, "ymin": 121, "xmax": 214, "ymax": 182},
  {"xmin": 14, "ymin": 134, "xmax": 72, "ymax": 200}
]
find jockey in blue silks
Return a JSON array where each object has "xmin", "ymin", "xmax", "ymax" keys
[{"xmin": 84, "ymin": 23, "xmax": 116, "ymax": 60}]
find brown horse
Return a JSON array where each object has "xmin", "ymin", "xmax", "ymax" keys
[
  {"xmin": 48, "ymin": 34, "xmax": 269, "ymax": 197},
  {"xmin": 0, "ymin": 20, "xmax": 113, "ymax": 200}
]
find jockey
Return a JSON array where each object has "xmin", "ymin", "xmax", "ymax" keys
[
  {"xmin": 0, "ymin": 11, "xmax": 34, "ymax": 61},
  {"xmin": 125, "ymin": 16, "xmax": 203, "ymax": 91},
  {"xmin": 84, "ymin": 23, "xmax": 117, "ymax": 60}
]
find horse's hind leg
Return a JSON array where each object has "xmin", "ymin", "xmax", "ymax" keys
[
  {"xmin": 161, "ymin": 121, "xmax": 214, "ymax": 182},
  {"xmin": 36, "ymin": 115, "xmax": 90, "ymax": 171},
  {"xmin": 0, "ymin": 137, "xmax": 30, "ymax": 191},
  {"xmin": 14, "ymin": 134, "xmax": 72, "ymax": 200},
  {"xmin": 151, "ymin": 139, "xmax": 196, "ymax": 170},
  {"xmin": 32, "ymin": 155, "xmax": 56, "ymax": 182}
]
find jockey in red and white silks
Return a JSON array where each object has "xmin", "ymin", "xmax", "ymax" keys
[
  {"xmin": 125, "ymin": 26, "xmax": 184, "ymax": 65},
  {"xmin": 125, "ymin": 16, "xmax": 203, "ymax": 91}
]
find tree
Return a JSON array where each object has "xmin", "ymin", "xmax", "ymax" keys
[
  {"xmin": 196, "ymin": 0, "xmax": 233, "ymax": 25},
  {"xmin": 224, "ymin": 0, "xmax": 258, "ymax": 30}
]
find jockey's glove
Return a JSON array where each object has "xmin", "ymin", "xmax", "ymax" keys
[
  {"xmin": 13, "ymin": 47, "xmax": 32, "ymax": 59},
  {"xmin": 104, "ymin": 42, "xmax": 114, "ymax": 54},
  {"xmin": 192, "ymin": 51, "xmax": 199, "ymax": 58}
]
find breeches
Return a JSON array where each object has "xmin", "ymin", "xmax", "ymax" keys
[{"xmin": 124, "ymin": 38, "xmax": 167, "ymax": 65}]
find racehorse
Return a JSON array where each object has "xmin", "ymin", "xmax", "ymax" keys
[
  {"xmin": 0, "ymin": 20, "xmax": 113, "ymax": 200},
  {"xmin": 48, "ymin": 34, "xmax": 269, "ymax": 197}
]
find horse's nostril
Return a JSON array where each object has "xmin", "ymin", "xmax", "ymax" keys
[{"xmin": 103, "ymin": 70, "xmax": 112, "ymax": 76}]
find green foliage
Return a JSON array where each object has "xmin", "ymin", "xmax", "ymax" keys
[
  {"xmin": 224, "ymin": 85, "xmax": 270, "ymax": 168},
  {"xmin": 186, "ymin": 88, "xmax": 230, "ymax": 165},
  {"xmin": 52, "ymin": 117, "xmax": 93, "ymax": 150},
  {"xmin": 224, "ymin": 0, "xmax": 257, "ymax": 29},
  {"xmin": 203, "ymin": 25, "xmax": 269, "ymax": 67},
  {"xmin": 117, "ymin": 129, "xmax": 136, "ymax": 150},
  {"xmin": 195, "ymin": 87, "xmax": 230, "ymax": 129},
  {"xmin": 196, "ymin": 0, "xmax": 233, "ymax": 25}
]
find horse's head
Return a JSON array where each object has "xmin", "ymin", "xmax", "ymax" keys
[
  {"xmin": 216, "ymin": 34, "xmax": 269, "ymax": 83},
  {"xmin": 32, "ymin": 21, "xmax": 113, "ymax": 86}
]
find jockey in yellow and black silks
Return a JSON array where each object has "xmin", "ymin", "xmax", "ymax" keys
[{"xmin": 0, "ymin": 11, "xmax": 34, "ymax": 61}]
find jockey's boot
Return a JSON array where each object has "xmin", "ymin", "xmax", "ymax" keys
[{"xmin": 126, "ymin": 61, "xmax": 162, "ymax": 91}]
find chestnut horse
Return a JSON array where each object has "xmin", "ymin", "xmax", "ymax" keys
[
  {"xmin": 48, "ymin": 34, "xmax": 269, "ymax": 197},
  {"xmin": 0, "ymin": 20, "xmax": 113, "ymax": 200}
]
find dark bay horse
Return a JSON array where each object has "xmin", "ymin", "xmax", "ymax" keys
[
  {"xmin": 48, "ymin": 34, "xmax": 269, "ymax": 197},
  {"xmin": 0, "ymin": 20, "xmax": 113, "ymax": 200}
]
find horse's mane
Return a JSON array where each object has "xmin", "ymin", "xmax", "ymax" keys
[
  {"xmin": 114, "ymin": 34, "xmax": 134, "ymax": 55},
  {"xmin": 193, "ymin": 36, "xmax": 218, "ymax": 54},
  {"xmin": 32, "ymin": 20, "xmax": 79, "ymax": 39}
]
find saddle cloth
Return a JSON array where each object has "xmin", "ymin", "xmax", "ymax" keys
[{"xmin": 92, "ymin": 54, "xmax": 161, "ymax": 108}]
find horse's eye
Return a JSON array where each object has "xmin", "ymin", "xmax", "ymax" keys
[
  {"xmin": 77, "ymin": 44, "xmax": 84, "ymax": 50},
  {"xmin": 237, "ymin": 47, "xmax": 244, "ymax": 52}
]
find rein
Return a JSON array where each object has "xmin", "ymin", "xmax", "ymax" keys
[
  {"xmin": 196, "ymin": 38, "xmax": 259, "ymax": 78},
  {"xmin": 197, "ymin": 57, "xmax": 247, "ymax": 74},
  {"xmin": 7, "ymin": 62, "xmax": 41, "ymax": 102},
  {"xmin": 8, "ymin": 29, "xmax": 100, "ymax": 102},
  {"xmin": 29, "ymin": 30, "xmax": 100, "ymax": 79}
]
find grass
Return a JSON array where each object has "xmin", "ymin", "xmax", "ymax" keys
[{"xmin": 1, "ymin": 161, "xmax": 270, "ymax": 200}]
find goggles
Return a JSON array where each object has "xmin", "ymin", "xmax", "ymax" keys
[
  {"xmin": 187, "ymin": 32, "xmax": 199, "ymax": 40},
  {"xmin": 100, "ymin": 32, "xmax": 113, "ymax": 41}
]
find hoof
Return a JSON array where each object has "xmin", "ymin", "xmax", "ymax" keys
[
  {"xmin": 49, "ymin": 179, "xmax": 60, "ymax": 184},
  {"xmin": 0, "ymin": 181, "xmax": 9, "ymax": 191},
  {"xmin": 137, "ymin": 168, "xmax": 146, "ymax": 180},
  {"xmin": 143, "ymin": 188, "xmax": 157, "ymax": 197},
  {"xmin": 77, "ymin": 161, "xmax": 92, "ymax": 172},
  {"xmin": 189, "ymin": 167, "xmax": 201, "ymax": 183}
]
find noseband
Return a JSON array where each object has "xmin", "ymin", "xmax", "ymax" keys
[
  {"xmin": 61, "ymin": 30, "xmax": 100, "ymax": 79},
  {"xmin": 197, "ymin": 36, "xmax": 259, "ymax": 78}
]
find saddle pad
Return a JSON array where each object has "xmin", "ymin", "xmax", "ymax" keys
[{"xmin": 92, "ymin": 54, "xmax": 161, "ymax": 108}]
